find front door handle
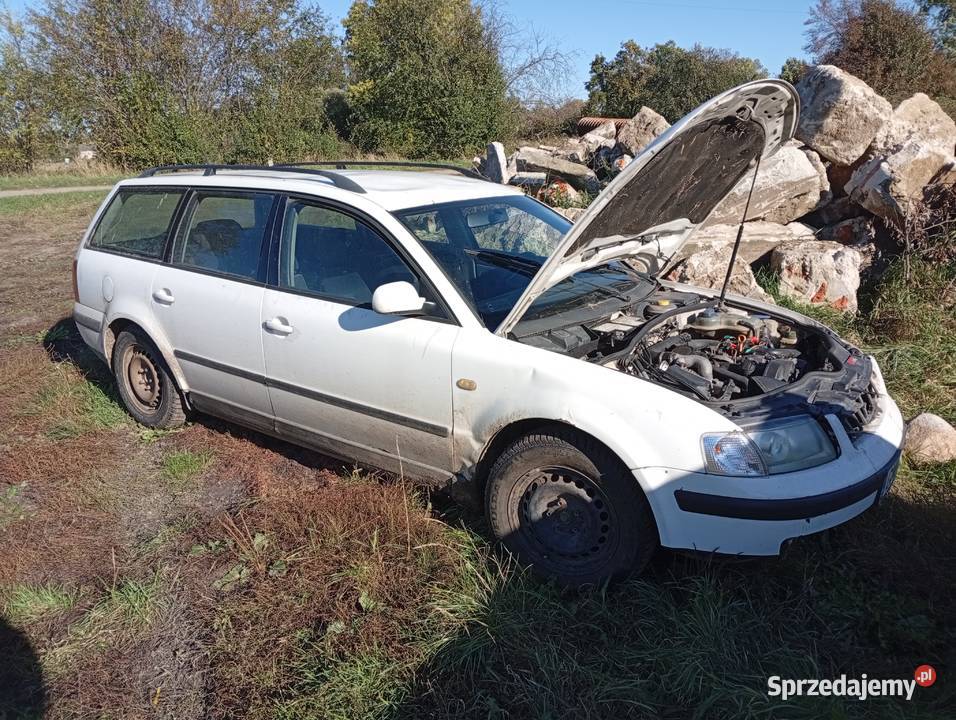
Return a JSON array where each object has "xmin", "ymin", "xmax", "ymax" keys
[
  {"xmin": 264, "ymin": 316, "xmax": 294, "ymax": 336},
  {"xmin": 152, "ymin": 288, "xmax": 175, "ymax": 305}
]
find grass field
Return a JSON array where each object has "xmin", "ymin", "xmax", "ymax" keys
[
  {"xmin": 0, "ymin": 167, "xmax": 124, "ymax": 192},
  {"xmin": 0, "ymin": 191, "xmax": 953, "ymax": 719},
  {"xmin": 0, "ymin": 189, "xmax": 109, "ymax": 217}
]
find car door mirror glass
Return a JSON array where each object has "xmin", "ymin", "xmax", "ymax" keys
[{"xmin": 371, "ymin": 281, "xmax": 427, "ymax": 316}]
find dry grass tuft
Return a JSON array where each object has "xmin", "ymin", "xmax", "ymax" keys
[{"xmin": 181, "ymin": 479, "xmax": 460, "ymax": 719}]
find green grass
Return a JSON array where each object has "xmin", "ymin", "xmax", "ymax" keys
[
  {"xmin": 44, "ymin": 573, "xmax": 164, "ymax": 672},
  {"xmin": 0, "ymin": 482, "xmax": 30, "ymax": 529},
  {"xmin": 162, "ymin": 449, "xmax": 213, "ymax": 489},
  {"xmin": 41, "ymin": 374, "xmax": 129, "ymax": 440},
  {"xmin": 0, "ymin": 172, "xmax": 122, "ymax": 191},
  {"xmin": 4, "ymin": 584, "xmax": 79, "ymax": 624},
  {"xmin": 0, "ymin": 189, "xmax": 108, "ymax": 216}
]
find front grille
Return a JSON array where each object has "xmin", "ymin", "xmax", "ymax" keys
[{"xmin": 841, "ymin": 381, "xmax": 880, "ymax": 436}]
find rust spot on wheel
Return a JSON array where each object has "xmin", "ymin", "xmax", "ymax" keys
[{"xmin": 125, "ymin": 346, "xmax": 161, "ymax": 411}]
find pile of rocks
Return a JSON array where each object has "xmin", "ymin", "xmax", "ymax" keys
[
  {"xmin": 476, "ymin": 65, "xmax": 956, "ymax": 316},
  {"xmin": 474, "ymin": 106, "xmax": 672, "ymax": 218}
]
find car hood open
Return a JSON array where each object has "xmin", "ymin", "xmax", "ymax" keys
[{"xmin": 495, "ymin": 79, "xmax": 799, "ymax": 337}]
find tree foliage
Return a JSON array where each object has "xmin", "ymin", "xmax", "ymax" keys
[
  {"xmin": 805, "ymin": 0, "xmax": 956, "ymax": 106},
  {"xmin": 343, "ymin": 0, "xmax": 506, "ymax": 158},
  {"xmin": 585, "ymin": 41, "xmax": 767, "ymax": 123},
  {"xmin": 779, "ymin": 57, "xmax": 810, "ymax": 86},
  {"xmin": 2, "ymin": 0, "xmax": 345, "ymax": 170},
  {"xmin": 0, "ymin": 12, "xmax": 57, "ymax": 171}
]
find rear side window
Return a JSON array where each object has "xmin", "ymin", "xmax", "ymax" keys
[
  {"xmin": 89, "ymin": 190, "xmax": 183, "ymax": 258},
  {"xmin": 172, "ymin": 191, "xmax": 275, "ymax": 281}
]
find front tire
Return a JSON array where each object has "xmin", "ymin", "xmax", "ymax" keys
[
  {"xmin": 112, "ymin": 328, "xmax": 186, "ymax": 428},
  {"xmin": 485, "ymin": 428, "xmax": 657, "ymax": 585}
]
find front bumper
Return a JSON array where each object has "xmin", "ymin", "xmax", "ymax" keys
[{"xmin": 636, "ymin": 362, "xmax": 905, "ymax": 556}]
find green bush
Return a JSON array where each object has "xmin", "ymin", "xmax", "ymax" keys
[
  {"xmin": 343, "ymin": 0, "xmax": 507, "ymax": 158},
  {"xmin": 586, "ymin": 40, "xmax": 766, "ymax": 122}
]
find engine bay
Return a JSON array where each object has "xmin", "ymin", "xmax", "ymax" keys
[
  {"xmin": 516, "ymin": 288, "xmax": 878, "ymax": 429},
  {"xmin": 610, "ymin": 297, "xmax": 827, "ymax": 402}
]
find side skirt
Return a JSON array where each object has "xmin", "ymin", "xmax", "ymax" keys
[{"xmin": 189, "ymin": 392, "xmax": 454, "ymax": 486}]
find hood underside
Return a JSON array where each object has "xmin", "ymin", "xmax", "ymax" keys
[{"xmin": 495, "ymin": 79, "xmax": 799, "ymax": 337}]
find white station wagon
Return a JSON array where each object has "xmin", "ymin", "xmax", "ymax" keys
[{"xmin": 74, "ymin": 81, "xmax": 904, "ymax": 584}]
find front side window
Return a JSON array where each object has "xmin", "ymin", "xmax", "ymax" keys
[
  {"xmin": 279, "ymin": 200, "xmax": 426, "ymax": 307},
  {"xmin": 89, "ymin": 190, "xmax": 184, "ymax": 258},
  {"xmin": 397, "ymin": 196, "xmax": 572, "ymax": 329},
  {"xmin": 172, "ymin": 191, "xmax": 275, "ymax": 280}
]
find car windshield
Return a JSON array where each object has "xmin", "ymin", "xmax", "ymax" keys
[{"xmin": 395, "ymin": 196, "xmax": 650, "ymax": 330}]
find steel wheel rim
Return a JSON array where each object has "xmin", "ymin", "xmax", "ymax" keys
[
  {"xmin": 515, "ymin": 465, "xmax": 618, "ymax": 573},
  {"xmin": 124, "ymin": 345, "xmax": 161, "ymax": 412}
]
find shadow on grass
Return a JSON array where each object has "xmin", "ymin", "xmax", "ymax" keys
[
  {"xmin": 41, "ymin": 317, "xmax": 360, "ymax": 477},
  {"xmin": 390, "ymin": 481, "xmax": 956, "ymax": 720},
  {"xmin": 0, "ymin": 617, "xmax": 45, "ymax": 719},
  {"xmin": 40, "ymin": 317, "xmax": 956, "ymax": 719}
]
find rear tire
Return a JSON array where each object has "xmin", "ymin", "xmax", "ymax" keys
[
  {"xmin": 485, "ymin": 428, "xmax": 657, "ymax": 586},
  {"xmin": 112, "ymin": 328, "xmax": 186, "ymax": 428}
]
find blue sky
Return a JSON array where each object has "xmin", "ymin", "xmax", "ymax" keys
[{"xmin": 4, "ymin": 0, "xmax": 818, "ymax": 98}]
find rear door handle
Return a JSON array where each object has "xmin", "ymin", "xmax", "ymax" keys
[
  {"xmin": 152, "ymin": 288, "xmax": 175, "ymax": 305},
  {"xmin": 264, "ymin": 316, "xmax": 294, "ymax": 336}
]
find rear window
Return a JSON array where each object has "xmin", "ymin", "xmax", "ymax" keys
[
  {"xmin": 172, "ymin": 191, "xmax": 275, "ymax": 281},
  {"xmin": 88, "ymin": 190, "xmax": 183, "ymax": 259}
]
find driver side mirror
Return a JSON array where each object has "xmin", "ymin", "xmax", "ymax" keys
[{"xmin": 371, "ymin": 281, "xmax": 427, "ymax": 316}]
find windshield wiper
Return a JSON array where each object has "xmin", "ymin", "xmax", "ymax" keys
[{"xmin": 464, "ymin": 248, "xmax": 542, "ymax": 275}]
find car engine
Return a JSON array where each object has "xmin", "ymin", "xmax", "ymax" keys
[
  {"xmin": 515, "ymin": 288, "xmax": 878, "ymax": 431},
  {"xmin": 615, "ymin": 303, "xmax": 824, "ymax": 402}
]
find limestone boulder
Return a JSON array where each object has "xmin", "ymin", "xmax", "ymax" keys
[
  {"xmin": 484, "ymin": 142, "xmax": 510, "ymax": 184},
  {"xmin": 872, "ymin": 93, "xmax": 956, "ymax": 157},
  {"xmin": 905, "ymin": 413, "xmax": 956, "ymax": 465},
  {"xmin": 581, "ymin": 121, "xmax": 617, "ymax": 155},
  {"xmin": 667, "ymin": 238, "xmax": 777, "ymax": 304},
  {"xmin": 616, "ymin": 106, "xmax": 670, "ymax": 156},
  {"xmin": 708, "ymin": 143, "xmax": 823, "ymax": 225},
  {"xmin": 685, "ymin": 221, "xmax": 812, "ymax": 266},
  {"xmin": 845, "ymin": 139, "xmax": 952, "ymax": 223},
  {"xmin": 515, "ymin": 146, "xmax": 599, "ymax": 192},
  {"xmin": 795, "ymin": 65, "xmax": 892, "ymax": 165},
  {"xmin": 770, "ymin": 240, "xmax": 863, "ymax": 312}
]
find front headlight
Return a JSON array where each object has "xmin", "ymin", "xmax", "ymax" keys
[{"xmin": 702, "ymin": 416, "xmax": 837, "ymax": 476}]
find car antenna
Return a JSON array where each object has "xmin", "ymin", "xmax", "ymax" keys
[{"xmin": 717, "ymin": 155, "xmax": 761, "ymax": 310}]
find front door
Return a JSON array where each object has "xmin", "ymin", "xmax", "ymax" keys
[
  {"xmin": 150, "ymin": 189, "xmax": 278, "ymax": 431},
  {"xmin": 260, "ymin": 198, "xmax": 458, "ymax": 482}
]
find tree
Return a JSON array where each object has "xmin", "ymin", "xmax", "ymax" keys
[
  {"xmin": 805, "ymin": 0, "xmax": 956, "ymax": 105},
  {"xmin": 918, "ymin": 0, "xmax": 956, "ymax": 56},
  {"xmin": 344, "ymin": 0, "xmax": 507, "ymax": 158},
  {"xmin": 585, "ymin": 41, "xmax": 767, "ymax": 122},
  {"xmin": 779, "ymin": 57, "xmax": 810, "ymax": 85},
  {"xmin": 19, "ymin": 0, "xmax": 345, "ymax": 168},
  {"xmin": 0, "ymin": 12, "xmax": 54, "ymax": 171}
]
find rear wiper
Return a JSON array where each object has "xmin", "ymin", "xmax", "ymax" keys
[{"xmin": 464, "ymin": 248, "xmax": 542, "ymax": 275}]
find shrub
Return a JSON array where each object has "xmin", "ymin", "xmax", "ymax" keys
[
  {"xmin": 585, "ymin": 40, "xmax": 766, "ymax": 122},
  {"xmin": 343, "ymin": 0, "xmax": 507, "ymax": 158}
]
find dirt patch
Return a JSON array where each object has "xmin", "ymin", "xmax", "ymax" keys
[{"xmin": 0, "ymin": 197, "xmax": 100, "ymax": 339}]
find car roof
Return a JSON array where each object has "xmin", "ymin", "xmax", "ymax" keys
[{"xmin": 116, "ymin": 168, "xmax": 523, "ymax": 212}]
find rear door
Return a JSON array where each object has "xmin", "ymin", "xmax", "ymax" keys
[
  {"xmin": 260, "ymin": 197, "xmax": 458, "ymax": 482},
  {"xmin": 150, "ymin": 189, "xmax": 279, "ymax": 431}
]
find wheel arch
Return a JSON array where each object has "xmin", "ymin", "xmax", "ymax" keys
[
  {"xmin": 104, "ymin": 315, "xmax": 190, "ymax": 394},
  {"xmin": 473, "ymin": 417, "xmax": 654, "ymax": 505}
]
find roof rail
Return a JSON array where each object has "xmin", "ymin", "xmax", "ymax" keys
[
  {"xmin": 137, "ymin": 163, "xmax": 367, "ymax": 194},
  {"xmin": 280, "ymin": 160, "xmax": 487, "ymax": 181}
]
